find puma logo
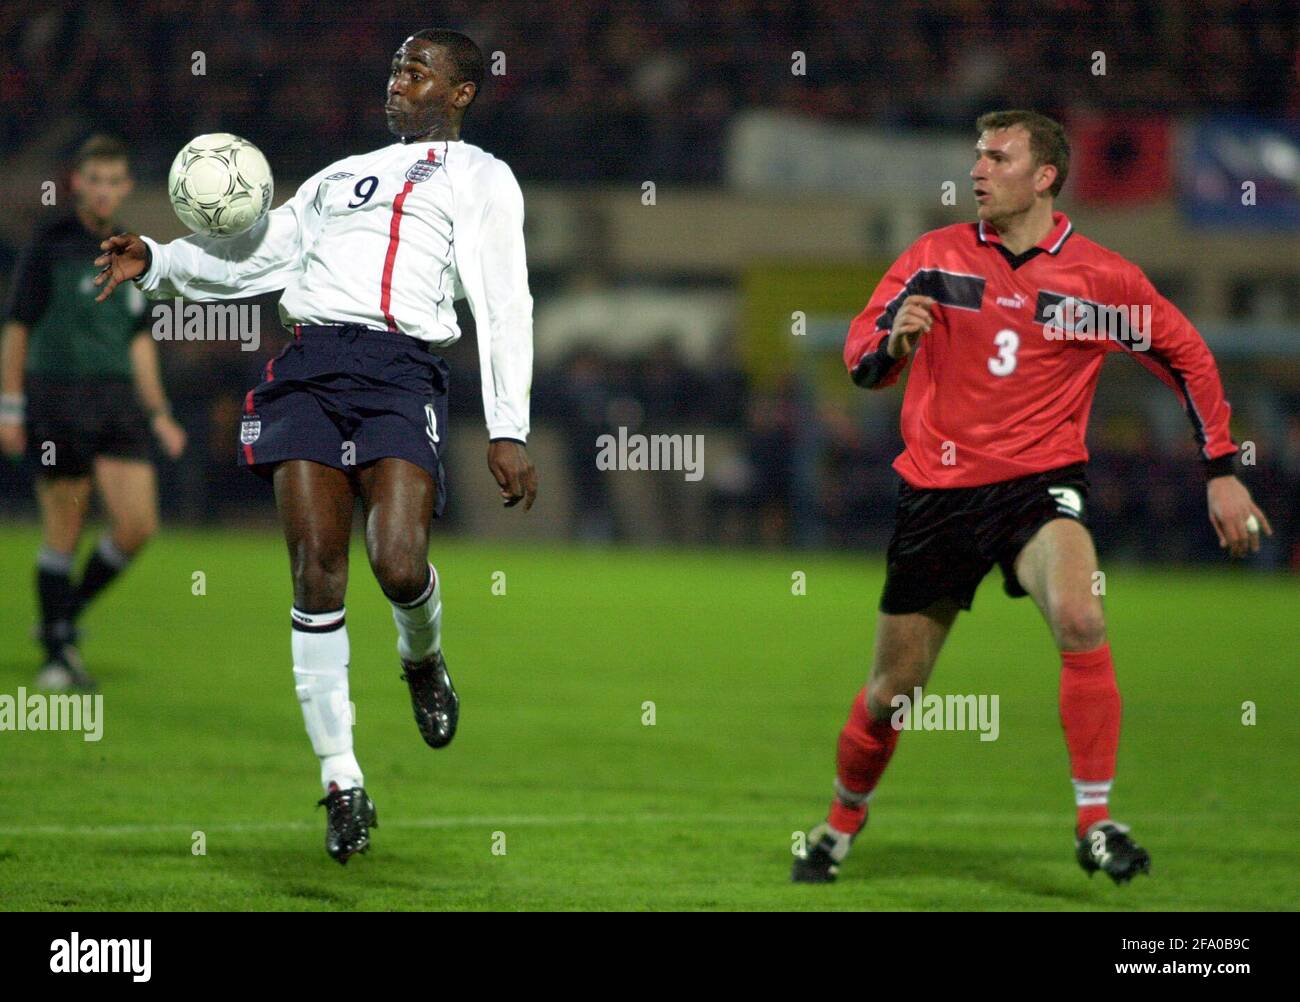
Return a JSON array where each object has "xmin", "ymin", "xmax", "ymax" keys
[{"xmin": 1049, "ymin": 486, "xmax": 1083, "ymax": 517}]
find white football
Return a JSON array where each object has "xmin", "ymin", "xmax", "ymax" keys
[{"xmin": 167, "ymin": 133, "xmax": 274, "ymax": 237}]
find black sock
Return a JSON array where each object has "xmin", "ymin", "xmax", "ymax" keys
[
  {"xmin": 36, "ymin": 546, "xmax": 76, "ymax": 661},
  {"xmin": 73, "ymin": 536, "xmax": 132, "ymax": 618}
]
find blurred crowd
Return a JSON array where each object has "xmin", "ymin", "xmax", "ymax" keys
[{"xmin": 2, "ymin": 1, "xmax": 1296, "ymax": 183}]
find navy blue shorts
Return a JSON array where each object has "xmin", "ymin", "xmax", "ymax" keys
[
  {"xmin": 879, "ymin": 462, "xmax": 1090, "ymax": 614},
  {"xmin": 238, "ymin": 324, "xmax": 449, "ymax": 516}
]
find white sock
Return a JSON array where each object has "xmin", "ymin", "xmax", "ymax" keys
[
  {"xmin": 290, "ymin": 607, "xmax": 363, "ymax": 793},
  {"xmin": 391, "ymin": 564, "xmax": 441, "ymax": 662}
]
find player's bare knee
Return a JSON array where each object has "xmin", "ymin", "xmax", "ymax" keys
[
  {"xmin": 372, "ymin": 554, "xmax": 428, "ymax": 605},
  {"xmin": 1052, "ymin": 601, "xmax": 1106, "ymax": 652}
]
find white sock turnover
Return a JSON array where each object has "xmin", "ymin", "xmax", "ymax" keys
[{"xmin": 391, "ymin": 564, "xmax": 442, "ymax": 663}]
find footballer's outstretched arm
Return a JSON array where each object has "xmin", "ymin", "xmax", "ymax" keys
[
  {"xmin": 94, "ymin": 166, "xmax": 332, "ymax": 303},
  {"xmin": 455, "ymin": 159, "xmax": 537, "ymax": 510},
  {"xmin": 1123, "ymin": 267, "xmax": 1273, "ymax": 558},
  {"xmin": 94, "ymin": 205, "xmax": 300, "ymax": 303}
]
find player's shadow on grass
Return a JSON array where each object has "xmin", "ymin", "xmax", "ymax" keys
[
  {"xmin": 212, "ymin": 839, "xmax": 495, "ymax": 907},
  {"xmin": 852, "ymin": 842, "xmax": 1111, "ymax": 906}
]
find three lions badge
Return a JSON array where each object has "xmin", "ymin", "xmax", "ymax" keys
[{"xmin": 405, "ymin": 156, "xmax": 442, "ymax": 183}]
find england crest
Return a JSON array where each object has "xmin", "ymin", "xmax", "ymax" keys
[
  {"xmin": 406, "ymin": 157, "xmax": 442, "ymax": 183},
  {"xmin": 240, "ymin": 416, "xmax": 262, "ymax": 444}
]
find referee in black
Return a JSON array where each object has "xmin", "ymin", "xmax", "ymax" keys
[{"xmin": 1, "ymin": 135, "xmax": 186, "ymax": 690}]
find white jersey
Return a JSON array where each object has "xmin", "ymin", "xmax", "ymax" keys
[{"xmin": 136, "ymin": 138, "xmax": 533, "ymax": 441}]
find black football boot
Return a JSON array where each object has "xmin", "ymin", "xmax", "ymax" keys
[
  {"xmin": 400, "ymin": 650, "xmax": 459, "ymax": 749},
  {"xmin": 1076, "ymin": 820, "xmax": 1151, "ymax": 884},
  {"xmin": 317, "ymin": 784, "xmax": 378, "ymax": 864}
]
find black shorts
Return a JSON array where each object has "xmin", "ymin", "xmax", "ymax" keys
[
  {"xmin": 238, "ymin": 324, "xmax": 449, "ymax": 516},
  {"xmin": 26, "ymin": 375, "xmax": 152, "ymax": 478},
  {"xmin": 880, "ymin": 462, "xmax": 1090, "ymax": 615}
]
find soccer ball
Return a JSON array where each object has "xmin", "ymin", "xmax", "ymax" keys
[{"xmin": 167, "ymin": 133, "xmax": 274, "ymax": 237}]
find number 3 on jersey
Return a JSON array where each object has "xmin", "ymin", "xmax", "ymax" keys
[{"xmin": 988, "ymin": 328, "xmax": 1019, "ymax": 376}]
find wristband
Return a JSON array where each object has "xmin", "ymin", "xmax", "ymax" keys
[
  {"xmin": 850, "ymin": 342, "xmax": 903, "ymax": 389},
  {"xmin": 0, "ymin": 393, "xmax": 24, "ymax": 424}
]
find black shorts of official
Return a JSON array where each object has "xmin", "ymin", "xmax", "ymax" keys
[
  {"xmin": 880, "ymin": 462, "xmax": 1090, "ymax": 615},
  {"xmin": 25, "ymin": 375, "xmax": 152, "ymax": 478},
  {"xmin": 238, "ymin": 324, "xmax": 450, "ymax": 517}
]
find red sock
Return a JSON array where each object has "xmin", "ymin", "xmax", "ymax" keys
[
  {"xmin": 829, "ymin": 687, "xmax": 900, "ymax": 834},
  {"xmin": 1059, "ymin": 643, "xmax": 1121, "ymax": 837}
]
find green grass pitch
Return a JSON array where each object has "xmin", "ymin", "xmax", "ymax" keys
[{"xmin": 0, "ymin": 523, "xmax": 1296, "ymax": 911}]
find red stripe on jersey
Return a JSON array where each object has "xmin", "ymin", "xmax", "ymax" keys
[
  {"xmin": 379, "ymin": 147, "xmax": 438, "ymax": 332},
  {"xmin": 379, "ymin": 182, "xmax": 413, "ymax": 330}
]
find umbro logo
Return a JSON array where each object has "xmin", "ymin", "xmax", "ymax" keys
[{"xmin": 996, "ymin": 292, "xmax": 1028, "ymax": 309}]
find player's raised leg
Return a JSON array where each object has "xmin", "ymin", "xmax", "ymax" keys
[
  {"xmin": 275, "ymin": 459, "xmax": 375, "ymax": 864},
  {"xmin": 72, "ymin": 456, "xmax": 159, "ymax": 621},
  {"xmin": 1013, "ymin": 517, "xmax": 1150, "ymax": 883},
  {"xmin": 793, "ymin": 598, "xmax": 960, "ymax": 882},
  {"xmin": 34, "ymin": 474, "xmax": 93, "ymax": 690},
  {"xmin": 357, "ymin": 457, "xmax": 458, "ymax": 749}
]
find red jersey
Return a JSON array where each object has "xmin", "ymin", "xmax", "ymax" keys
[{"xmin": 844, "ymin": 211, "xmax": 1237, "ymax": 488}]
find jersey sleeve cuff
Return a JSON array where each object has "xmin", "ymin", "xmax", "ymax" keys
[
  {"xmin": 487, "ymin": 427, "xmax": 528, "ymax": 443},
  {"xmin": 133, "ymin": 235, "xmax": 165, "ymax": 295},
  {"xmin": 850, "ymin": 340, "xmax": 901, "ymax": 388},
  {"xmin": 1204, "ymin": 452, "xmax": 1237, "ymax": 480}
]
